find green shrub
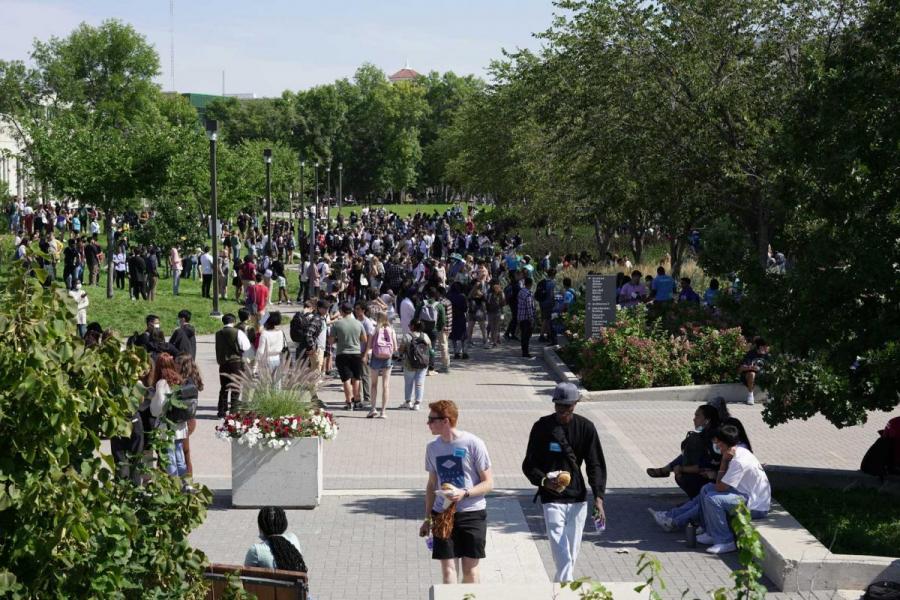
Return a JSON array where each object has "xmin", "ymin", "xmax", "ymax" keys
[
  {"xmin": 0, "ymin": 264, "xmax": 211, "ymax": 598},
  {"xmin": 566, "ymin": 304, "xmax": 747, "ymax": 391}
]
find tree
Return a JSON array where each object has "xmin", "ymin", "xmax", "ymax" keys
[
  {"xmin": 0, "ymin": 266, "xmax": 210, "ymax": 596},
  {"xmin": 218, "ymin": 140, "xmax": 299, "ymax": 219},
  {"xmin": 10, "ymin": 20, "xmax": 182, "ymax": 298},
  {"xmin": 758, "ymin": 0, "xmax": 900, "ymax": 427}
]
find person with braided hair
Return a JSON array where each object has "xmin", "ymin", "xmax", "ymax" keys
[{"xmin": 244, "ymin": 506, "xmax": 308, "ymax": 572}]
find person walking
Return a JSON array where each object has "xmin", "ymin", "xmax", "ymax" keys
[
  {"xmin": 354, "ymin": 302, "xmax": 376, "ymax": 407},
  {"xmin": 148, "ymin": 353, "xmax": 189, "ymax": 483},
  {"xmin": 214, "ymin": 314, "xmax": 251, "ymax": 418},
  {"xmin": 113, "ymin": 247, "xmax": 127, "ymax": 290},
  {"xmin": 127, "ymin": 248, "xmax": 148, "ymax": 300},
  {"xmin": 365, "ymin": 311, "xmax": 397, "ymax": 419},
  {"xmin": 401, "ymin": 320, "xmax": 430, "ymax": 410},
  {"xmin": 170, "ymin": 246, "xmax": 182, "ymax": 296},
  {"xmin": 419, "ymin": 400, "xmax": 494, "ymax": 584},
  {"xmin": 329, "ymin": 302, "xmax": 368, "ymax": 411},
  {"xmin": 522, "ymin": 383, "xmax": 608, "ymax": 582},
  {"xmin": 517, "ymin": 277, "xmax": 536, "ymax": 358},
  {"xmin": 256, "ymin": 311, "xmax": 287, "ymax": 373},
  {"xmin": 169, "ymin": 309, "xmax": 197, "ymax": 359},
  {"xmin": 200, "ymin": 246, "xmax": 214, "ymax": 298}
]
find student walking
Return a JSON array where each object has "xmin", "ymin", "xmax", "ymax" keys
[
  {"xmin": 420, "ymin": 400, "xmax": 494, "ymax": 584},
  {"xmin": 522, "ymin": 383, "xmax": 608, "ymax": 582}
]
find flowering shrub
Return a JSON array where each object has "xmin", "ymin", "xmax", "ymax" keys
[
  {"xmin": 216, "ymin": 410, "xmax": 339, "ymax": 450},
  {"xmin": 565, "ymin": 304, "xmax": 747, "ymax": 391}
]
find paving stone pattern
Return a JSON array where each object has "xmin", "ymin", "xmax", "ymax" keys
[{"xmin": 186, "ymin": 321, "xmax": 896, "ymax": 600}]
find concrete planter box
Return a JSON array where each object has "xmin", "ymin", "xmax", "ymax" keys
[
  {"xmin": 231, "ymin": 437, "xmax": 323, "ymax": 508},
  {"xmin": 542, "ymin": 345, "xmax": 767, "ymax": 403}
]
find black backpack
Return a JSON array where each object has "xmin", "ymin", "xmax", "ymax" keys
[
  {"xmin": 406, "ymin": 335, "xmax": 430, "ymax": 370},
  {"xmin": 290, "ymin": 311, "xmax": 311, "ymax": 343},
  {"xmin": 535, "ymin": 279, "xmax": 548, "ymax": 303},
  {"xmin": 865, "ymin": 581, "xmax": 900, "ymax": 600},
  {"xmin": 860, "ymin": 436, "xmax": 898, "ymax": 478},
  {"xmin": 167, "ymin": 380, "xmax": 199, "ymax": 424}
]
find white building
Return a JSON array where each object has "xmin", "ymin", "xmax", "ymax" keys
[{"xmin": 0, "ymin": 116, "xmax": 24, "ymax": 200}]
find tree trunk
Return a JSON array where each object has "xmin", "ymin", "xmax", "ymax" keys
[
  {"xmin": 105, "ymin": 209, "xmax": 114, "ymax": 299},
  {"xmin": 756, "ymin": 200, "xmax": 770, "ymax": 269},
  {"xmin": 592, "ymin": 216, "xmax": 612, "ymax": 262},
  {"xmin": 670, "ymin": 236, "xmax": 686, "ymax": 278},
  {"xmin": 630, "ymin": 227, "xmax": 645, "ymax": 264}
]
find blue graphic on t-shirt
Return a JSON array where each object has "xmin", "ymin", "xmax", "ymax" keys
[{"xmin": 436, "ymin": 455, "xmax": 465, "ymax": 488}]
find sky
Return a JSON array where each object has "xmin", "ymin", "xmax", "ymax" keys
[{"xmin": 1, "ymin": 0, "xmax": 557, "ymax": 97}]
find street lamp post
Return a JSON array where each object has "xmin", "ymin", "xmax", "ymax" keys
[
  {"xmin": 338, "ymin": 163, "xmax": 343, "ymax": 215},
  {"xmin": 206, "ymin": 119, "xmax": 221, "ymax": 316},
  {"xmin": 314, "ymin": 161, "xmax": 320, "ymax": 227},
  {"xmin": 299, "ymin": 159, "xmax": 306, "ymax": 254},
  {"xmin": 263, "ymin": 148, "xmax": 272, "ymax": 255},
  {"xmin": 326, "ymin": 165, "xmax": 332, "ymax": 223}
]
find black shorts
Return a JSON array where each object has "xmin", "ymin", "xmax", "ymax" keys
[
  {"xmin": 335, "ymin": 353, "xmax": 363, "ymax": 382},
  {"xmin": 431, "ymin": 509, "xmax": 487, "ymax": 560}
]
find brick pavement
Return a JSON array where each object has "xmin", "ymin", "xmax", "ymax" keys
[{"xmin": 186, "ymin": 323, "xmax": 890, "ymax": 599}]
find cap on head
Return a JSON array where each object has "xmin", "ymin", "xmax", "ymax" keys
[{"xmin": 552, "ymin": 382, "xmax": 581, "ymax": 405}]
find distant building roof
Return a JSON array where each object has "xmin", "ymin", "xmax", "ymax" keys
[{"xmin": 389, "ymin": 67, "xmax": 420, "ymax": 82}]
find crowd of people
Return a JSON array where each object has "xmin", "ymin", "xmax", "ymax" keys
[{"xmin": 5, "ymin": 196, "xmax": 783, "ymax": 586}]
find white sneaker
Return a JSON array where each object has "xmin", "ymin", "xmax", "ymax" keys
[
  {"xmin": 413, "ymin": 402, "xmax": 421, "ymax": 411},
  {"xmin": 401, "ymin": 401, "xmax": 411, "ymax": 410},
  {"xmin": 696, "ymin": 533, "xmax": 715, "ymax": 545},
  {"xmin": 647, "ymin": 508, "xmax": 675, "ymax": 532},
  {"xmin": 746, "ymin": 392, "xmax": 755, "ymax": 405},
  {"xmin": 707, "ymin": 542, "xmax": 737, "ymax": 554}
]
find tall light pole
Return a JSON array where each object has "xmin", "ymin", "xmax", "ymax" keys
[
  {"xmin": 263, "ymin": 148, "xmax": 272, "ymax": 255},
  {"xmin": 206, "ymin": 119, "xmax": 221, "ymax": 316},
  {"xmin": 338, "ymin": 162, "xmax": 343, "ymax": 215},
  {"xmin": 314, "ymin": 161, "xmax": 320, "ymax": 226},
  {"xmin": 326, "ymin": 164, "xmax": 332, "ymax": 224},
  {"xmin": 299, "ymin": 159, "xmax": 306, "ymax": 253}
]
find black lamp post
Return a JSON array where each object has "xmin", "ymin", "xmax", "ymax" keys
[
  {"xmin": 338, "ymin": 162, "xmax": 343, "ymax": 215},
  {"xmin": 263, "ymin": 148, "xmax": 272, "ymax": 255},
  {"xmin": 206, "ymin": 119, "xmax": 221, "ymax": 316},
  {"xmin": 299, "ymin": 159, "xmax": 305, "ymax": 253},
  {"xmin": 314, "ymin": 161, "xmax": 320, "ymax": 226},
  {"xmin": 326, "ymin": 164, "xmax": 332, "ymax": 223}
]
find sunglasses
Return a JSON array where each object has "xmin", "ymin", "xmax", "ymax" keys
[{"xmin": 427, "ymin": 416, "xmax": 446, "ymax": 423}]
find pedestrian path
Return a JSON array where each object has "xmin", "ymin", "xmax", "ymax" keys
[{"xmin": 187, "ymin": 324, "xmax": 900, "ymax": 599}]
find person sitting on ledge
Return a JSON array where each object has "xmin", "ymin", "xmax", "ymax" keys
[
  {"xmin": 245, "ymin": 506, "xmax": 308, "ymax": 572},
  {"xmin": 645, "ymin": 404, "xmax": 721, "ymax": 498}
]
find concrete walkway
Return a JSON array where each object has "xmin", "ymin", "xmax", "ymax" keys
[{"xmin": 186, "ymin": 313, "xmax": 899, "ymax": 599}]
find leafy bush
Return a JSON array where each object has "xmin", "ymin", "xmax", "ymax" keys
[
  {"xmin": 565, "ymin": 304, "xmax": 747, "ymax": 391},
  {"xmin": 0, "ymin": 264, "xmax": 211, "ymax": 597}
]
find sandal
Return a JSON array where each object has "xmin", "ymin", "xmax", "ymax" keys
[{"xmin": 646, "ymin": 467, "xmax": 670, "ymax": 478}]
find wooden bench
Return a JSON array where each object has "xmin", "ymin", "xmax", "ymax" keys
[{"xmin": 204, "ymin": 563, "xmax": 309, "ymax": 600}]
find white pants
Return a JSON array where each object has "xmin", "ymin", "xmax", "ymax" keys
[{"xmin": 543, "ymin": 501, "xmax": 587, "ymax": 582}]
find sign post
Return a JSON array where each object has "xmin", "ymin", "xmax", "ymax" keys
[{"xmin": 585, "ymin": 274, "xmax": 617, "ymax": 339}]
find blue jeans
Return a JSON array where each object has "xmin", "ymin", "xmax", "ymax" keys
[
  {"xmin": 166, "ymin": 439, "xmax": 187, "ymax": 477},
  {"xmin": 403, "ymin": 368, "xmax": 426, "ymax": 404},
  {"xmin": 666, "ymin": 494, "xmax": 702, "ymax": 528},
  {"xmin": 172, "ymin": 270, "xmax": 181, "ymax": 295},
  {"xmin": 700, "ymin": 484, "xmax": 767, "ymax": 544}
]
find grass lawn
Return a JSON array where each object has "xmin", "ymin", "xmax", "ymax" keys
[
  {"xmin": 774, "ymin": 487, "xmax": 900, "ymax": 557},
  {"xmin": 335, "ymin": 202, "xmax": 456, "ymax": 219}
]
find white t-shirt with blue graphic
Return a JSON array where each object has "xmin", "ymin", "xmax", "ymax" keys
[{"xmin": 426, "ymin": 431, "xmax": 491, "ymax": 513}]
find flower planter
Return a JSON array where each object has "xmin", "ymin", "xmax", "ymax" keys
[{"xmin": 231, "ymin": 436, "xmax": 323, "ymax": 509}]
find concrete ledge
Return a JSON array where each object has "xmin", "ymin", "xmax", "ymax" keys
[
  {"xmin": 430, "ymin": 582, "xmax": 648, "ymax": 600},
  {"xmin": 756, "ymin": 505, "xmax": 900, "ymax": 591},
  {"xmin": 766, "ymin": 465, "xmax": 900, "ymax": 497},
  {"xmin": 543, "ymin": 345, "xmax": 767, "ymax": 403}
]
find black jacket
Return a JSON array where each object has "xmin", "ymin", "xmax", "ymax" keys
[
  {"xmin": 522, "ymin": 413, "xmax": 607, "ymax": 504},
  {"xmin": 128, "ymin": 255, "xmax": 147, "ymax": 282},
  {"xmin": 169, "ymin": 324, "xmax": 197, "ymax": 359}
]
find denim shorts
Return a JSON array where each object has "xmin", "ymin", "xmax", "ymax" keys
[{"xmin": 369, "ymin": 356, "xmax": 393, "ymax": 372}]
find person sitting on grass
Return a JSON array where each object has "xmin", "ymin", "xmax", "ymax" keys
[{"xmin": 244, "ymin": 506, "xmax": 307, "ymax": 572}]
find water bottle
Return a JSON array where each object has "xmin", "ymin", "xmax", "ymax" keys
[
  {"xmin": 685, "ymin": 522, "xmax": 697, "ymax": 548},
  {"xmin": 425, "ymin": 535, "xmax": 434, "ymax": 551}
]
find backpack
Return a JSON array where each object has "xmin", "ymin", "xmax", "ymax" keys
[
  {"xmin": 864, "ymin": 581, "xmax": 900, "ymax": 600},
  {"xmin": 418, "ymin": 302, "xmax": 438, "ymax": 323},
  {"xmin": 240, "ymin": 262, "xmax": 256, "ymax": 280},
  {"xmin": 860, "ymin": 436, "xmax": 897, "ymax": 478},
  {"xmin": 486, "ymin": 291, "xmax": 502, "ymax": 313},
  {"xmin": 406, "ymin": 335, "xmax": 430, "ymax": 370},
  {"xmin": 373, "ymin": 327, "xmax": 394, "ymax": 359},
  {"xmin": 290, "ymin": 311, "xmax": 312, "ymax": 344},
  {"xmin": 167, "ymin": 380, "xmax": 199, "ymax": 424},
  {"xmin": 535, "ymin": 279, "xmax": 549, "ymax": 303}
]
